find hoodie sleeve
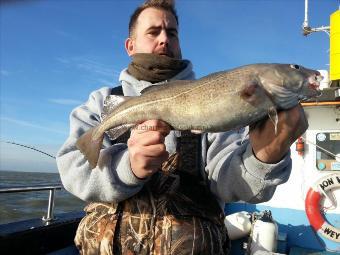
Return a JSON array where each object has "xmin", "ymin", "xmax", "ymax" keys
[
  {"xmin": 205, "ymin": 128, "xmax": 292, "ymax": 204},
  {"xmin": 56, "ymin": 87, "xmax": 147, "ymax": 203}
]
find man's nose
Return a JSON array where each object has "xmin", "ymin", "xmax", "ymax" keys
[{"xmin": 158, "ymin": 30, "xmax": 169, "ymax": 46}]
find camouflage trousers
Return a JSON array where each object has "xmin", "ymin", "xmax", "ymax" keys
[{"xmin": 75, "ymin": 199, "xmax": 229, "ymax": 255}]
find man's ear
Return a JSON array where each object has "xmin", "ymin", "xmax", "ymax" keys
[{"xmin": 125, "ymin": 38, "xmax": 135, "ymax": 56}]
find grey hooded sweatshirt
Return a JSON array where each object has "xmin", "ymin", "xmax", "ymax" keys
[{"xmin": 56, "ymin": 62, "xmax": 292, "ymax": 207}]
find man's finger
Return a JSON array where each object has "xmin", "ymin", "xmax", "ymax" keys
[
  {"xmin": 131, "ymin": 143, "xmax": 168, "ymax": 158},
  {"xmin": 132, "ymin": 120, "xmax": 171, "ymax": 136},
  {"xmin": 132, "ymin": 131, "xmax": 166, "ymax": 146}
]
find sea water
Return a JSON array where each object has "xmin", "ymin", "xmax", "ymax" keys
[{"xmin": 0, "ymin": 170, "xmax": 86, "ymax": 224}]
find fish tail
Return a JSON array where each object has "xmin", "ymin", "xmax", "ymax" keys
[{"xmin": 76, "ymin": 127, "xmax": 104, "ymax": 169}]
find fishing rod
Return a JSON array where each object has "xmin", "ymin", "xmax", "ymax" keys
[{"xmin": 0, "ymin": 140, "xmax": 56, "ymax": 159}]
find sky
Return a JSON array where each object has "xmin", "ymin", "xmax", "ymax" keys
[{"xmin": 0, "ymin": 0, "xmax": 338, "ymax": 173}]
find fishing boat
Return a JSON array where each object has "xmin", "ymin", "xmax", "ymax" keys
[
  {"xmin": 0, "ymin": 1, "xmax": 339, "ymax": 254},
  {"xmin": 225, "ymin": 2, "xmax": 340, "ymax": 254}
]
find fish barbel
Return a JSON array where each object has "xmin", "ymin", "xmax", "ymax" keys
[{"xmin": 77, "ymin": 63, "xmax": 322, "ymax": 168}]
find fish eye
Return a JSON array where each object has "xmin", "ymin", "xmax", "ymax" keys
[{"xmin": 290, "ymin": 64, "xmax": 300, "ymax": 70}]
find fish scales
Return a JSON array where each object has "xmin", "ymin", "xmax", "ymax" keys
[
  {"xmin": 99, "ymin": 67, "xmax": 268, "ymax": 134},
  {"xmin": 76, "ymin": 63, "xmax": 322, "ymax": 168}
]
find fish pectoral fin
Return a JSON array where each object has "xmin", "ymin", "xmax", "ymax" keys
[
  {"xmin": 240, "ymin": 83, "xmax": 265, "ymax": 106},
  {"xmin": 107, "ymin": 124, "xmax": 135, "ymax": 141},
  {"xmin": 267, "ymin": 106, "xmax": 278, "ymax": 135},
  {"xmin": 76, "ymin": 127, "xmax": 104, "ymax": 169}
]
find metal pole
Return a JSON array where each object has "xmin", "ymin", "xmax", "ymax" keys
[
  {"xmin": 42, "ymin": 189, "xmax": 56, "ymax": 223},
  {"xmin": 0, "ymin": 185, "xmax": 62, "ymax": 224},
  {"xmin": 303, "ymin": 0, "xmax": 309, "ymax": 28},
  {"xmin": 302, "ymin": 0, "xmax": 330, "ymax": 36}
]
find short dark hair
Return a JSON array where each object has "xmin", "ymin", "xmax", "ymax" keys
[{"xmin": 128, "ymin": 0, "xmax": 179, "ymax": 37}]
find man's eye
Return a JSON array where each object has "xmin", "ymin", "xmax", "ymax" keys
[
  {"xmin": 166, "ymin": 31, "xmax": 178, "ymax": 39},
  {"xmin": 148, "ymin": 31, "xmax": 159, "ymax": 36}
]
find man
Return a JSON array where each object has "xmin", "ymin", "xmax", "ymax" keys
[{"xmin": 57, "ymin": 0, "xmax": 307, "ymax": 254}]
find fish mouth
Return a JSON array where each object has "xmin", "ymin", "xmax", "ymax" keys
[
  {"xmin": 308, "ymin": 82, "xmax": 320, "ymax": 91},
  {"xmin": 307, "ymin": 74, "xmax": 323, "ymax": 96},
  {"xmin": 298, "ymin": 73, "xmax": 322, "ymax": 100}
]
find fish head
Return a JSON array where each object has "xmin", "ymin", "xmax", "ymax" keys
[{"xmin": 258, "ymin": 64, "xmax": 322, "ymax": 109}]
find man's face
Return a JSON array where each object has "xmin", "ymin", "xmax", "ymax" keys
[{"xmin": 125, "ymin": 7, "xmax": 182, "ymax": 59}]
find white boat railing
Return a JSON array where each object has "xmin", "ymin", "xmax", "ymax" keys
[{"xmin": 0, "ymin": 185, "xmax": 63, "ymax": 223}]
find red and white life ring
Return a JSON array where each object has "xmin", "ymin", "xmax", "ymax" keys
[{"xmin": 305, "ymin": 173, "xmax": 340, "ymax": 243}]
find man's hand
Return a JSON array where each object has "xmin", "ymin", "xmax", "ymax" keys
[
  {"xmin": 127, "ymin": 120, "xmax": 170, "ymax": 179},
  {"xmin": 250, "ymin": 105, "xmax": 308, "ymax": 163}
]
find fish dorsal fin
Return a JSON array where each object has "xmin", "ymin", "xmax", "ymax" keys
[{"xmin": 140, "ymin": 80, "xmax": 193, "ymax": 94}]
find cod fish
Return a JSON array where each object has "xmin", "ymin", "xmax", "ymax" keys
[{"xmin": 77, "ymin": 63, "xmax": 322, "ymax": 168}]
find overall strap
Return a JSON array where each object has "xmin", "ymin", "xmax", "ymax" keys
[
  {"xmin": 176, "ymin": 130, "xmax": 202, "ymax": 178},
  {"xmin": 111, "ymin": 85, "xmax": 123, "ymax": 95}
]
